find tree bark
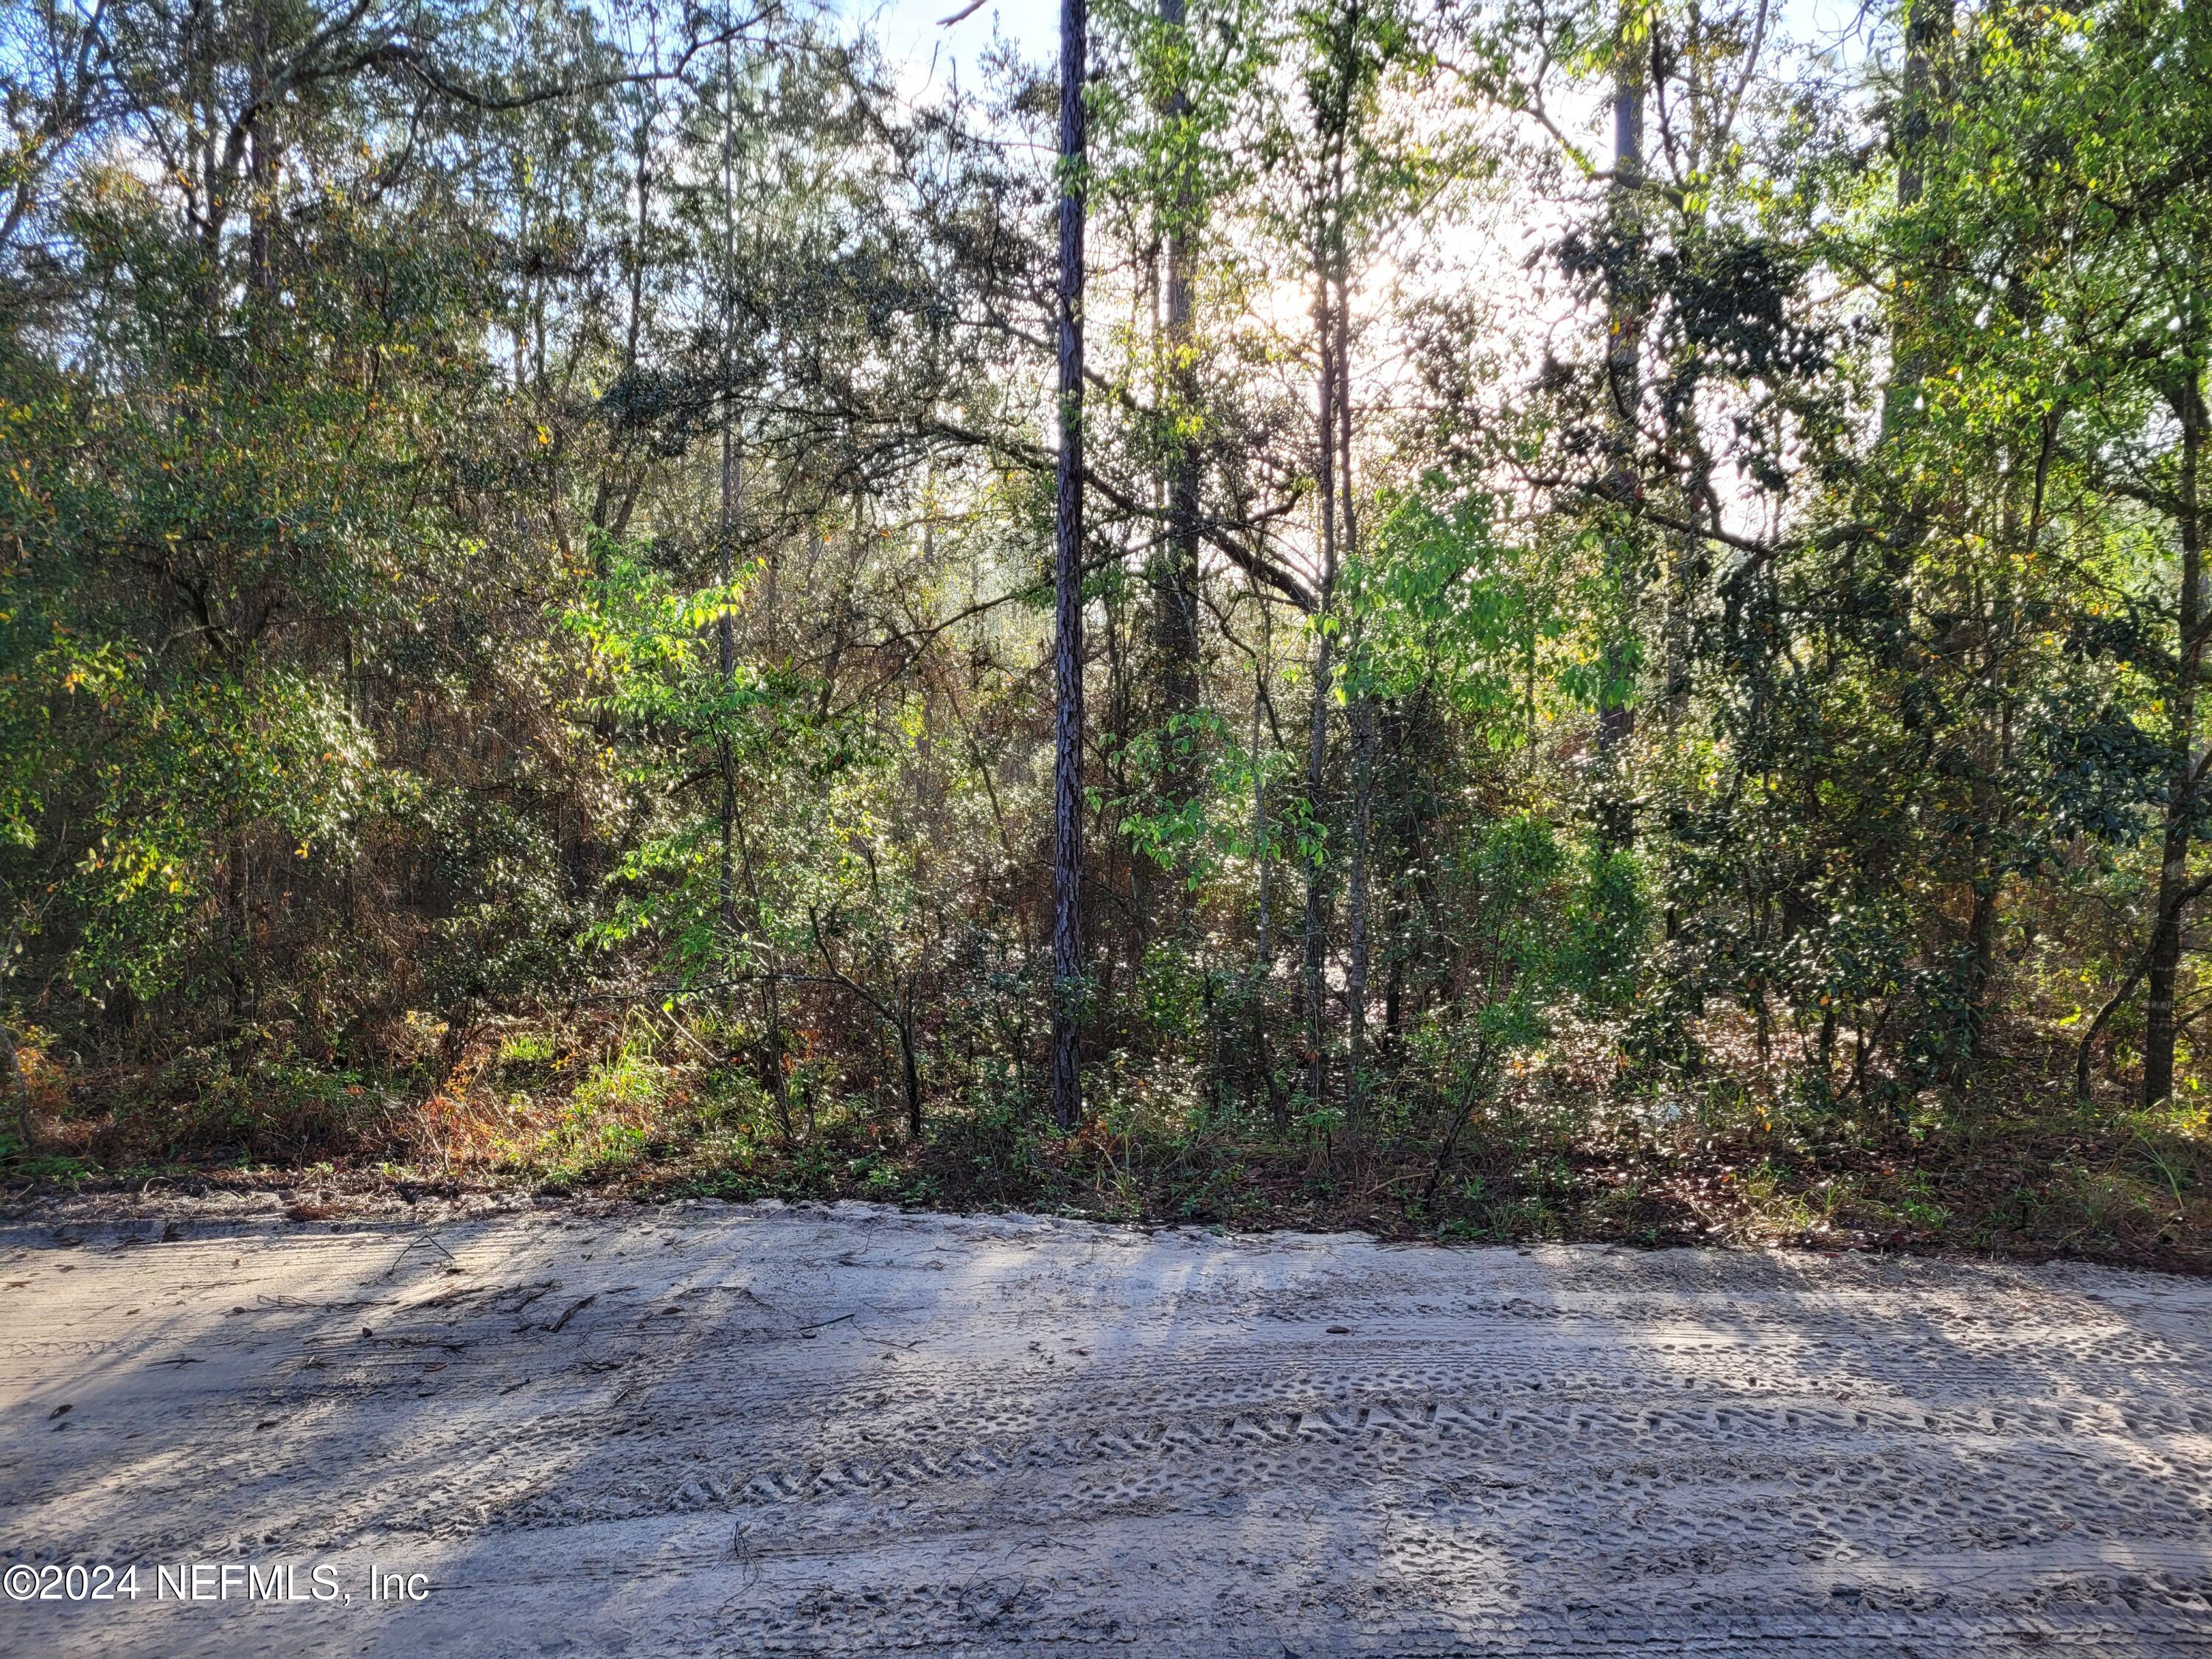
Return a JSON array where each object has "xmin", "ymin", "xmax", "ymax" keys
[
  {"xmin": 1052, "ymin": 0, "xmax": 1090, "ymax": 1132},
  {"xmin": 900, "ymin": 990, "xmax": 925, "ymax": 1143},
  {"xmin": 3, "ymin": 1023, "xmax": 31, "ymax": 1154},
  {"xmin": 2145, "ymin": 366, "xmax": 2205, "ymax": 1105},
  {"xmin": 716, "ymin": 37, "xmax": 741, "ymax": 945},
  {"xmin": 190, "ymin": 0, "xmax": 219, "ymax": 285},
  {"xmin": 1958, "ymin": 452, "xmax": 2027, "ymax": 1074},
  {"xmin": 1882, "ymin": 0, "xmax": 1953, "ymax": 436},
  {"xmin": 1154, "ymin": 0, "xmax": 1201, "ymax": 824},
  {"xmin": 1596, "ymin": 1, "xmax": 1644, "ymax": 759},
  {"xmin": 1251, "ymin": 618, "xmax": 1279, "ymax": 1121},
  {"xmin": 713, "ymin": 40, "xmax": 790, "ymax": 1130},
  {"xmin": 1345, "ymin": 687, "xmax": 1374, "ymax": 1126},
  {"xmin": 247, "ymin": 0, "xmax": 274, "ymax": 295},
  {"xmin": 1335, "ymin": 249, "xmax": 1371, "ymax": 1132},
  {"xmin": 1302, "ymin": 257, "xmax": 1340, "ymax": 1114},
  {"xmin": 1894, "ymin": 0, "xmax": 1952, "ymax": 238}
]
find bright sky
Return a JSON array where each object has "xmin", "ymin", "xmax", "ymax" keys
[
  {"xmin": 845, "ymin": 0, "xmax": 1879, "ymax": 90},
  {"xmin": 846, "ymin": 0, "xmax": 1057, "ymax": 97}
]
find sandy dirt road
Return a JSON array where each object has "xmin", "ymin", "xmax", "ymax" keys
[{"xmin": 1, "ymin": 1200, "xmax": 2209, "ymax": 1657}]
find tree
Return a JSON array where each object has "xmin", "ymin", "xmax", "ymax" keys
[{"xmin": 1053, "ymin": 0, "xmax": 1092, "ymax": 1131}]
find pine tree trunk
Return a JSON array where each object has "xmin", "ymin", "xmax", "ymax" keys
[
  {"xmin": 1302, "ymin": 622, "xmax": 1332, "ymax": 1113},
  {"xmin": 1252, "ymin": 633, "xmax": 1279, "ymax": 1122},
  {"xmin": 1596, "ymin": 1, "xmax": 1644, "ymax": 759},
  {"xmin": 1302, "ymin": 260, "xmax": 1340, "ymax": 1115},
  {"xmin": 1345, "ymin": 688, "xmax": 1374, "ymax": 1128},
  {"xmin": 247, "ymin": 0, "xmax": 273, "ymax": 296},
  {"xmin": 1959, "ymin": 464, "xmax": 2025, "ymax": 1074},
  {"xmin": 1882, "ymin": 0, "xmax": 1953, "ymax": 434},
  {"xmin": 1155, "ymin": 0, "xmax": 1201, "ymax": 827},
  {"xmin": 1051, "ymin": 0, "xmax": 1090, "ymax": 1132},
  {"xmin": 191, "ymin": 0, "xmax": 220, "ymax": 287},
  {"xmin": 1335, "ymin": 260, "xmax": 1370, "ymax": 1132},
  {"xmin": 717, "ymin": 40, "xmax": 740, "ymax": 945},
  {"xmin": 2145, "ymin": 369, "xmax": 2205, "ymax": 1105}
]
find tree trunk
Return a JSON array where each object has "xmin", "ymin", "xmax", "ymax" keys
[
  {"xmin": 900, "ymin": 992, "xmax": 925, "ymax": 1143},
  {"xmin": 1052, "ymin": 0, "xmax": 1090, "ymax": 1132},
  {"xmin": 1252, "ymin": 634, "xmax": 1280, "ymax": 1123},
  {"xmin": 1596, "ymin": 1, "xmax": 1644, "ymax": 759},
  {"xmin": 247, "ymin": 0, "xmax": 274, "ymax": 296},
  {"xmin": 717, "ymin": 38, "xmax": 741, "ymax": 944},
  {"xmin": 1961, "ymin": 880, "xmax": 1997, "ymax": 1061},
  {"xmin": 714, "ymin": 41, "xmax": 788, "ymax": 1134},
  {"xmin": 190, "ymin": 0, "xmax": 220, "ymax": 292},
  {"xmin": 1881, "ymin": 0, "xmax": 1953, "ymax": 436},
  {"xmin": 1155, "ymin": 0, "xmax": 1201, "ymax": 830},
  {"xmin": 1301, "ymin": 622, "xmax": 1332, "ymax": 1113},
  {"xmin": 1345, "ymin": 687, "xmax": 1374, "ymax": 1127},
  {"xmin": 3, "ymin": 1023, "xmax": 31, "ymax": 1154},
  {"xmin": 1958, "ymin": 469, "xmax": 2023, "ymax": 1074},
  {"xmin": 599, "ymin": 101, "xmax": 658, "ymax": 537},
  {"xmin": 1335, "ymin": 256, "xmax": 1371, "ymax": 1132},
  {"xmin": 1302, "ymin": 256, "xmax": 1340, "ymax": 1114},
  {"xmin": 2145, "ymin": 366, "xmax": 2205, "ymax": 1106},
  {"xmin": 1894, "ymin": 0, "xmax": 1952, "ymax": 243}
]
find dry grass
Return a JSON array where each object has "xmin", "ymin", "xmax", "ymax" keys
[{"xmin": 6, "ymin": 1004, "xmax": 2208, "ymax": 1274}]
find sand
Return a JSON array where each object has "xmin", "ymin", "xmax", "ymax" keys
[{"xmin": 2, "ymin": 1197, "xmax": 2209, "ymax": 1655}]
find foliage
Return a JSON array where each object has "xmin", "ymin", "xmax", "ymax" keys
[{"xmin": 0, "ymin": 0, "xmax": 2205, "ymax": 1269}]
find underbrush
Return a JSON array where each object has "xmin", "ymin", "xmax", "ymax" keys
[{"xmin": 4, "ymin": 1008, "xmax": 2206, "ymax": 1273}]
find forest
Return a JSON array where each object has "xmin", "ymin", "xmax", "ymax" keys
[{"xmin": 1, "ymin": 0, "xmax": 2207, "ymax": 1267}]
